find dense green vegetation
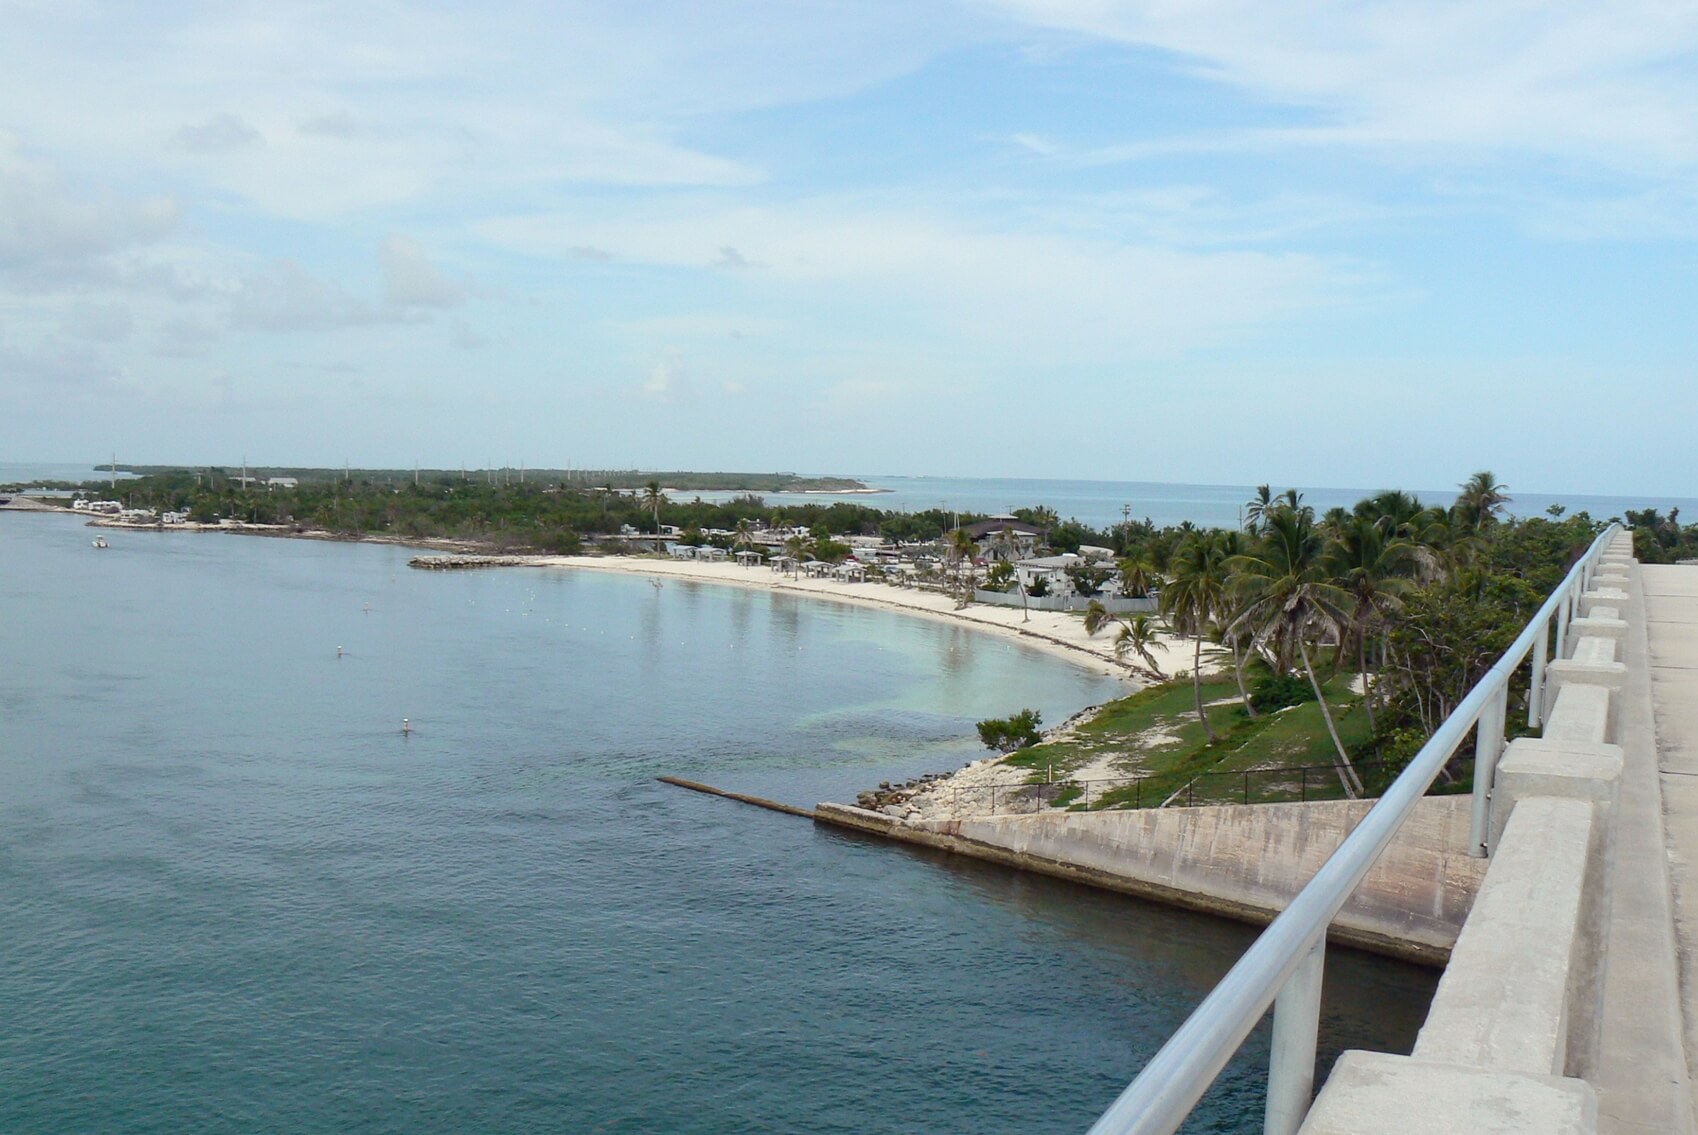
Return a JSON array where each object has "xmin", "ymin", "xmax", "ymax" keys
[
  {"xmin": 975, "ymin": 709, "xmax": 1044, "ymax": 753},
  {"xmin": 1625, "ymin": 508, "xmax": 1698, "ymax": 564},
  {"xmin": 60, "ymin": 469, "xmax": 957, "ymax": 551},
  {"xmin": 1002, "ymin": 472, "xmax": 1609, "ymax": 809},
  {"xmin": 105, "ymin": 466, "xmax": 870, "ymax": 493}
]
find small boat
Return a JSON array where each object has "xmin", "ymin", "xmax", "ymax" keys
[{"xmin": 92, "ymin": 536, "xmax": 109, "ymax": 549}]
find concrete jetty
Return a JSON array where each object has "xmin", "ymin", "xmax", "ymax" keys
[{"xmin": 815, "ymin": 797, "xmax": 1483, "ymax": 965}]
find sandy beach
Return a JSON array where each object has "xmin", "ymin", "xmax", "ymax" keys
[{"xmin": 531, "ymin": 552, "xmax": 1202, "ymax": 684}]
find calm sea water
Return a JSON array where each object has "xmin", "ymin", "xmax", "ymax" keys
[
  {"xmin": 688, "ymin": 474, "xmax": 1698, "ymax": 532},
  {"xmin": 0, "ymin": 513, "xmax": 1436, "ymax": 1133},
  {"xmin": 9, "ymin": 462, "xmax": 1692, "ymax": 533}
]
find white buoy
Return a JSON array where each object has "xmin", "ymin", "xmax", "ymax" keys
[
  {"xmin": 337, "ymin": 646, "xmax": 344, "ymax": 658},
  {"xmin": 402, "ymin": 718, "xmax": 411, "ymax": 735}
]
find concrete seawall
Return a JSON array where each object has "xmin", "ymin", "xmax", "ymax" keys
[{"xmin": 816, "ymin": 795, "xmax": 1486, "ymax": 965}]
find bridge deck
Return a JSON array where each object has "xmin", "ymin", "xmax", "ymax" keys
[{"xmin": 1641, "ymin": 564, "xmax": 1698, "ymax": 1134}]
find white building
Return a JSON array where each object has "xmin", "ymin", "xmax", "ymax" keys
[{"xmin": 1015, "ymin": 553, "xmax": 1082, "ymax": 594}]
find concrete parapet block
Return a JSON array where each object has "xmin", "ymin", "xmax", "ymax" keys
[
  {"xmin": 1592, "ymin": 573, "xmax": 1630, "ymax": 590},
  {"xmin": 1539, "ymin": 683, "xmax": 1615, "ymax": 747},
  {"xmin": 1570, "ymin": 635, "xmax": 1619, "ymax": 666},
  {"xmin": 1567, "ymin": 614, "xmax": 1627, "ymax": 643},
  {"xmin": 1492, "ymin": 742, "xmax": 1623, "ymax": 1080},
  {"xmin": 1298, "ymin": 1051, "xmax": 1597, "ymax": 1135},
  {"xmin": 1599, "ymin": 554, "xmax": 1635, "ymax": 568},
  {"xmin": 1414, "ymin": 797, "xmax": 1596, "ymax": 1077},
  {"xmin": 1580, "ymin": 588, "xmax": 1630, "ymax": 617},
  {"xmin": 1546, "ymin": 655, "xmax": 1627, "ymax": 703},
  {"xmin": 1494, "ymin": 741, "xmax": 1622, "ymax": 831}
]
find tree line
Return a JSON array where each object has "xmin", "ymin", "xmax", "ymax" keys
[{"xmin": 1083, "ymin": 472, "xmax": 1608, "ymax": 798}]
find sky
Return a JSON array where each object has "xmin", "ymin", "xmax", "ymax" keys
[{"xmin": 3, "ymin": 1, "xmax": 1696, "ymax": 495}]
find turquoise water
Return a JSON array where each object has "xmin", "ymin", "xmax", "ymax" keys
[{"xmin": 0, "ymin": 514, "xmax": 1436, "ymax": 1132}]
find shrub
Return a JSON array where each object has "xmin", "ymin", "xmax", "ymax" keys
[
  {"xmin": 1250, "ymin": 672, "xmax": 1315, "ymax": 712},
  {"xmin": 976, "ymin": 709, "xmax": 1043, "ymax": 752}
]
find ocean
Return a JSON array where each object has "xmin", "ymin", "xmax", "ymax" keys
[
  {"xmin": 7, "ymin": 464, "xmax": 1690, "ymax": 533},
  {"xmin": 676, "ymin": 474, "xmax": 1698, "ymax": 533},
  {"xmin": 0, "ymin": 512, "xmax": 1436, "ymax": 1133}
]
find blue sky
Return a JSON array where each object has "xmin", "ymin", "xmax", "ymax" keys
[{"xmin": 3, "ymin": 1, "xmax": 1695, "ymax": 495}]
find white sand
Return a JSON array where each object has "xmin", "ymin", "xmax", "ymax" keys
[{"xmin": 532, "ymin": 553, "xmax": 1206, "ymax": 682}]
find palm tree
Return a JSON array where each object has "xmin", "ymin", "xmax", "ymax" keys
[
  {"xmin": 1227, "ymin": 505, "xmax": 1362, "ymax": 798},
  {"xmin": 1325, "ymin": 514, "xmax": 1418, "ymax": 733},
  {"xmin": 1244, "ymin": 484, "xmax": 1273, "ymax": 534},
  {"xmin": 1212, "ymin": 530, "xmax": 1257, "ymax": 719},
  {"xmin": 641, "ymin": 480, "xmax": 666, "ymax": 540},
  {"xmin": 1113, "ymin": 615, "xmax": 1164, "ymax": 677},
  {"xmin": 1161, "ymin": 533, "xmax": 1230, "ymax": 743},
  {"xmin": 1116, "ymin": 553, "xmax": 1159, "ymax": 599},
  {"xmin": 733, "ymin": 518, "xmax": 756, "ymax": 551},
  {"xmin": 1454, "ymin": 471, "xmax": 1510, "ymax": 531},
  {"xmin": 1083, "ymin": 599, "xmax": 1118, "ymax": 637},
  {"xmin": 948, "ymin": 526, "xmax": 978, "ymax": 604}
]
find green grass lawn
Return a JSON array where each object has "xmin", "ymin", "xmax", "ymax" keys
[{"xmin": 1001, "ymin": 672, "xmax": 1375, "ymax": 810}]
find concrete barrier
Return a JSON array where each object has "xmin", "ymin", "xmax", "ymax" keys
[
  {"xmin": 1580, "ymin": 588, "xmax": 1630, "ymax": 616},
  {"xmin": 1304, "ymin": 548, "xmax": 1636, "ymax": 1132},
  {"xmin": 1300, "ymin": 1052, "xmax": 1596, "ymax": 1134},
  {"xmin": 1541, "ymin": 683, "xmax": 1613, "ymax": 746},
  {"xmin": 1567, "ymin": 614, "xmax": 1627, "ymax": 644},
  {"xmin": 1548, "ymin": 633, "xmax": 1628, "ymax": 699},
  {"xmin": 1417, "ymin": 797, "xmax": 1599, "ymax": 1075},
  {"xmin": 814, "ymin": 797, "xmax": 1486, "ymax": 963}
]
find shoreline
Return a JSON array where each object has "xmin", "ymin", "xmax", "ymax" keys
[
  {"xmin": 21, "ymin": 510, "xmax": 1213, "ymax": 819},
  {"xmin": 527, "ymin": 552, "xmax": 1190, "ymax": 683},
  {"xmin": 23, "ymin": 510, "xmax": 1179, "ymax": 680}
]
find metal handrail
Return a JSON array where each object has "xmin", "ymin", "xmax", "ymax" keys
[{"xmin": 1085, "ymin": 523, "xmax": 1621, "ymax": 1135}]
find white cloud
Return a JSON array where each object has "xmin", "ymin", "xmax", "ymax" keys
[
  {"xmin": 0, "ymin": 134, "xmax": 180, "ymax": 286},
  {"xmin": 643, "ymin": 353, "xmax": 690, "ymax": 402},
  {"xmin": 228, "ymin": 259, "xmax": 392, "ymax": 332},
  {"xmin": 481, "ymin": 198, "xmax": 1364, "ymax": 363},
  {"xmin": 173, "ymin": 112, "xmax": 262, "ymax": 154},
  {"xmin": 986, "ymin": 1, "xmax": 1698, "ymax": 173},
  {"xmin": 381, "ymin": 235, "xmax": 464, "ymax": 308},
  {"xmin": 62, "ymin": 301, "xmax": 133, "ymax": 343}
]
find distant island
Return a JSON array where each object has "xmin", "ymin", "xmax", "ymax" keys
[{"xmin": 105, "ymin": 466, "xmax": 878, "ymax": 495}]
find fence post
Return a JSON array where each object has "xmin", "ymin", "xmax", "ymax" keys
[
  {"xmin": 1555, "ymin": 587, "xmax": 1573, "ymax": 660},
  {"xmin": 1135, "ymin": 779, "xmax": 1141, "ymax": 809},
  {"xmin": 1187, "ymin": 780, "xmax": 1194, "ymax": 808},
  {"xmin": 1264, "ymin": 937, "xmax": 1326, "ymax": 1135},
  {"xmin": 1243, "ymin": 772, "xmax": 1249, "ymax": 805},
  {"xmin": 991, "ymin": 785, "xmax": 997, "ymax": 815},
  {"xmin": 1529, "ymin": 615, "xmax": 1549, "ymax": 728},
  {"xmin": 1300, "ymin": 768, "xmax": 1307, "ymax": 803},
  {"xmin": 1467, "ymin": 684, "xmax": 1509, "ymax": 857}
]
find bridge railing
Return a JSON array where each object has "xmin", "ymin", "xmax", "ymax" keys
[{"xmin": 1084, "ymin": 522, "xmax": 1622, "ymax": 1135}]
